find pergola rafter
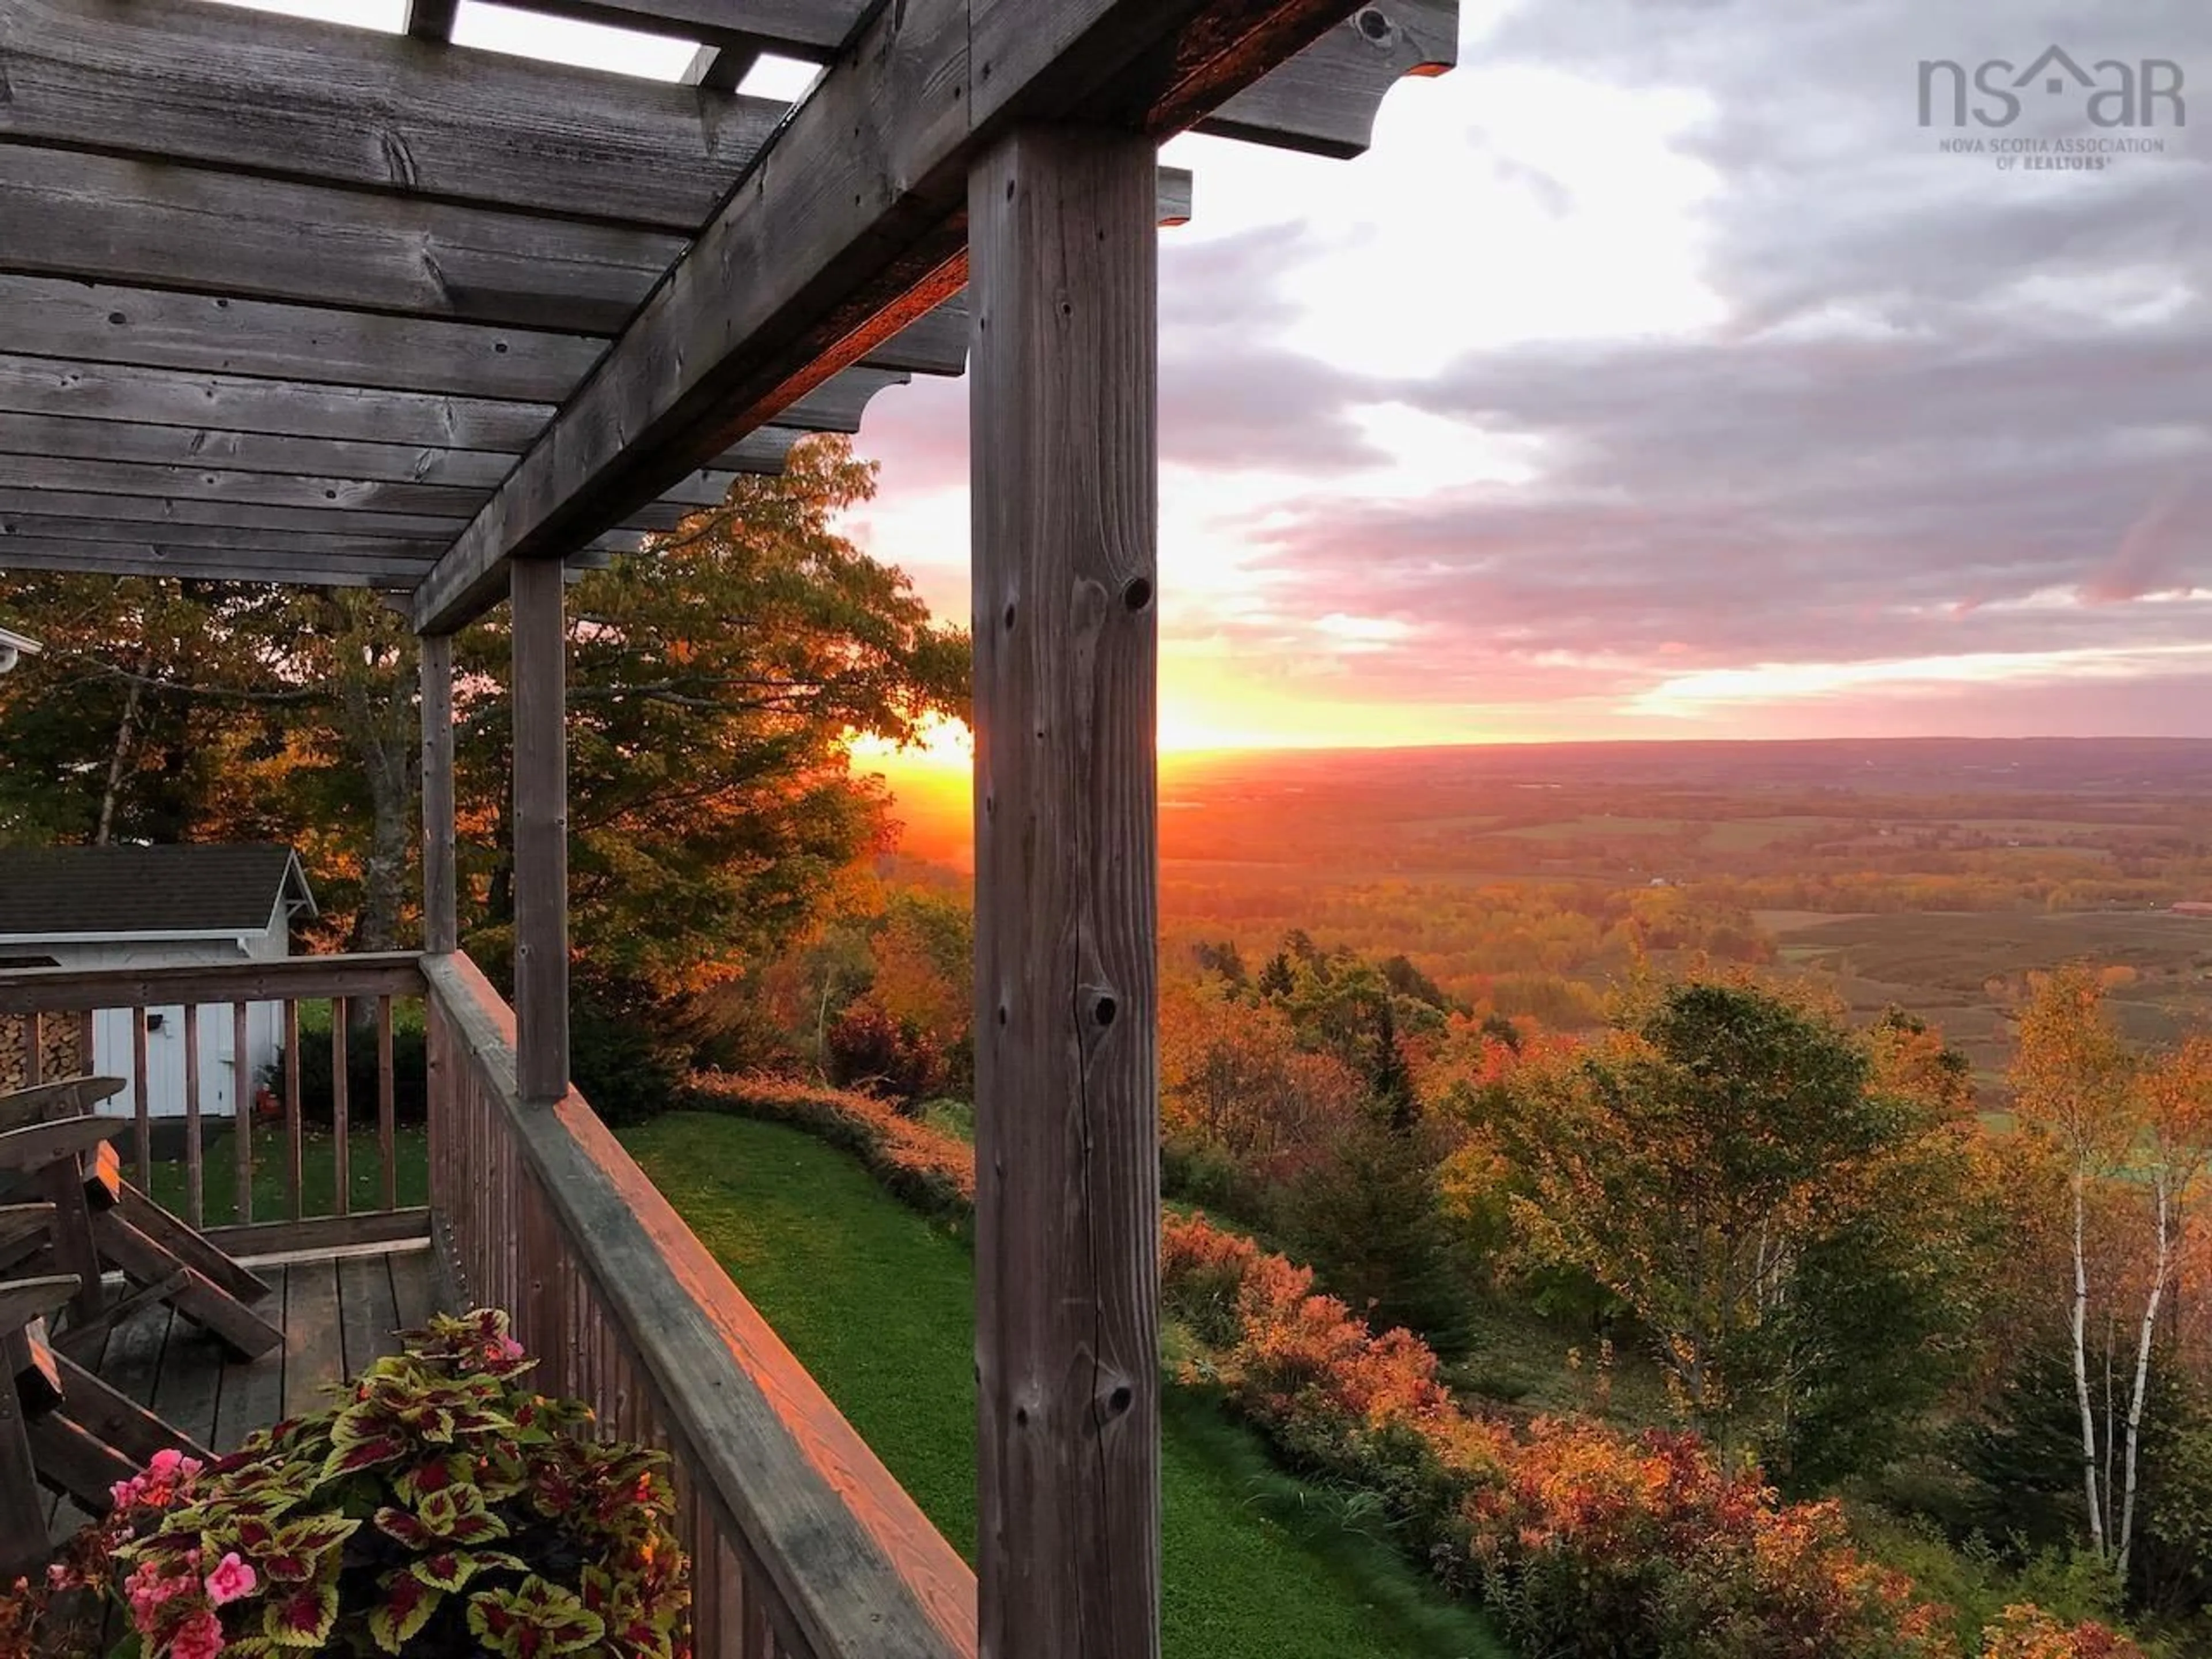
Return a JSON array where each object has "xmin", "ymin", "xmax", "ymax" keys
[{"xmin": 0, "ymin": 0, "xmax": 1457, "ymax": 1647}]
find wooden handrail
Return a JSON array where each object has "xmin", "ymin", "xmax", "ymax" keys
[
  {"xmin": 0, "ymin": 952, "xmax": 424, "ymax": 1016},
  {"xmin": 421, "ymin": 952, "xmax": 976, "ymax": 1659}
]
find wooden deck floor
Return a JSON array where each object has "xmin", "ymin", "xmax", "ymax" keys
[{"xmin": 46, "ymin": 1244, "xmax": 439, "ymax": 1546}]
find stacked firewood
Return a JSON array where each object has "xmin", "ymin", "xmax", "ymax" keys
[{"xmin": 0, "ymin": 1014, "xmax": 88, "ymax": 1091}]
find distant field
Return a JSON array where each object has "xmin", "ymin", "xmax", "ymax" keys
[
  {"xmin": 1768, "ymin": 910, "xmax": 2212, "ymax": 1103},
  {"xmin": 1753, "ymin": 908, "xmax": 1873, "ymax": 935},
  {"xmin": 1702, "ymin": 816, "xmax": 1844, "ymax": 853},
  {"xmin": 1492, "ymin": 815, "xmax": 1688, "ymax": 840}
]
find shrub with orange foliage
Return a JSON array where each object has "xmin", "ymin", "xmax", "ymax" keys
[
  {"xmin": 1162, "ymin": 1211, "xmax": 2146, "ymax": 1659},
  {"xmin": 1976, "ymin": 1605, "xmax": 2147, "ymax": 1659},
  {"xmin": 1471, "ymin": 1418, "xmax": 1951, "ymax": 1659},
  {"xmin": 689, "ymin": 1071, "xmax": 974, "ymax": 1218}
]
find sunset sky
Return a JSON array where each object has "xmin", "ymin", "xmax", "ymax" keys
[
  {"xmin": 229, "ymin": 0, "xmax": 2208, "ymax": 752},
  {"xmin": 847, "ymin": 0, "xmax": 2211, "ymax": 751}
]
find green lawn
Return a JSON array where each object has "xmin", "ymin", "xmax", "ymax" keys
[
  {"xmin": 620, "ymin": 1112, "xmax": 1504, "ymax": 1659},
  {"xmin": 145, "ymin": 1124, "xmax": 430, "ymax": 1228}
]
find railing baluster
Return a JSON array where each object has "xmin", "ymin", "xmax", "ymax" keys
[
  {"xmin": 25, "ymin": 1010, "xmax": 42, "ymax": 1086},
  {"xmin": 183, "ymin": 1002, "xmax": 204, "ymax": 1226},
  {"xmin": 378, "ymin": 993, "xmax": 397, "ymax": 1211},
  {"xmin": 131, "ymin": 1006, "xmax": 151, "ymax": 1191},
  {"xmin": 285, "ymin": 999, "xmax": 303, "ymax": 1221},
  {"xmin": 331, "ymin": 997, "xmax": 350, "ymax": 1218},
  {"xmin": 233, "ymin": 1000, "xmax": 253, "ymax": 1226}
]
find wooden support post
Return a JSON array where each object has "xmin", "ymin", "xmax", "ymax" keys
[
  {"xmin": 510, "ymin": 558, "xmax": 569, "ymax": 1105},
  {"xmin": 968, "ymin": 126, "xmax": 1161, "ymax": 1659},
  {"xmin": 421, "ymin": 631, "xmax": 459, "ymax": 956}
]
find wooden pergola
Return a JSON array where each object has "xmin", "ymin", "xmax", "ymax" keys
[{"xmin": 0, "ymin": 0, "xmax": 1456, "ymax": 1648}]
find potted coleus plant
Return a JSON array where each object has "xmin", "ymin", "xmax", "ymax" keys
[{"xmin": 29, "ymin": 1308, "xmax": 690, "ymax": 1658}]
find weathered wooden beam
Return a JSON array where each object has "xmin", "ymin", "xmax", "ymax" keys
[
  {"xmin": 0, "ymin": 355, "xmax": 553, "ymax": 452},
  {"xmin": 0, "ymin": 360, "xmax": 905, "ymax": 468},
  {"xmin": 0, "ymin": 454, "xmax": 488, "ymax": 521},
  {"xmin": 0, "ymin": 515, "xmax": 452, "ymax": 555},
  {"xmin": 0, "ymin": 0, "xmax": 784, "ymax": 232},
  {"xmin": 711, "ymin": 427, "xmax": 805, "ymax": 476},
  {"xmin": 0, "ymin": 147, "xmax": 683, "ymax": 335},
  {"xmin": 0, "ymin": 412, "xmax": 516, "ymax": 488},
  {"xmin": 0, "ymin": 276, "xmax": 603, "ymax": 403},
  {"xmin": 682, "ymin": 43, "xmax": 762, "ymax": 92},
  {"xmin": 0, "ymin": 487, "xmax": 465, "ymax": 541},
  {"xmin": 410, "ymin": 0, "xmax": 1262, "ymax": 631},
  {"xmin": 970, "ymin": 125, "xmax": 1162, "ymax": 1659},
  {"xmin": 1198, "ymin": 0, "xmax": 1457, "ymax": 157},
  {"xmin": 422, "ymin": 634, "xmax": 458, "ymax": 955},
  {"xmin": 510, "ymin": 560, "xmax": 569, "ymax": 1104},
  {"xmin": 0, "ymin": 539, "xmax": 437, "ymax": 588}
]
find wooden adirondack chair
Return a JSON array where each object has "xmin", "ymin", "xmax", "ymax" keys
[
  {"xmin": 0, "ymin": 1259, "xmax": 207, "ymax": 1577},
  {"xmin": 0, "ymin": 1081, "xmax": 282, "ymax": 1362}
]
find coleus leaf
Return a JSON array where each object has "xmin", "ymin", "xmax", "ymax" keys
[
  {"xmin": 467, "ymin": 1575, "xmax": 608, "ymax": 1658},
  {"xmin": 373, "ymin": 1505, "xmax": 436, "ymax": 1550},
  {"xmin": 270, "ymin": 1514, "xmax": 360, "ymax": 1558},
  {"xmin": 368, "ymin": 1569, "xmax": 445, "ymax": 1654},
  {"xmin": 262, "ymin": 1581, "xmax": 340, "ymax": 1649},
  {"xmin": 412, "ymin": 1547, "xmax": 526, "ymax": 1593},
  {"xmin": 320, "ymin": 1433, "xmax": 410, "ymax": 1483}
]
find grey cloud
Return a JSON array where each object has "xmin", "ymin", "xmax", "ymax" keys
[{"xmin": 1213, "ymin": 0, "xmax": 2212, "ymax": 718}]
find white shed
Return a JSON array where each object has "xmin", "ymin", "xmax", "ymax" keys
[{"xmin": 0, "ymin": 843, "xmax": 317, "ymax": 1119}]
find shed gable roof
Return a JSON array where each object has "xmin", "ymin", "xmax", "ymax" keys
[{"xmin": 0, "ymin": 843, "xmax": 316, "ymax": 940}]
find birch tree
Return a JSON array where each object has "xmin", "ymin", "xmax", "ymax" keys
[
  {"xmin": 2117, "ymin": 1035, "xmax": 2212, "ymax": 1577},
  {"xmin": 2008, "ymin": 965, "xmax": 2137, "ymax": 1560}
]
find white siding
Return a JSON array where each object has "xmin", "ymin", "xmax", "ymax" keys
[{"xmin": 41, "ymin": 900, "xmax": 292, "ymax": 1120}]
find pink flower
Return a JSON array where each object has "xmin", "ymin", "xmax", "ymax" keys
[
  {"xmin": 495, "ymin": 1335, "xmax": 525, "ymax": 1361},
  {"xmin": 147, "ymin": 1449, "xmax": 185, "ymax": 1478},
  {"xmin": 169, "ymin": 1608, "xmax": 226, "ymax": 1659},
  {"xmin": 203, "ymin": 1552, "xmax": 256, "ymax": 1607}
]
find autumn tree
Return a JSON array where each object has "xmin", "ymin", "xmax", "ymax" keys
[
  {"xmin": 1158, "ymin": 976, "xmax": 1366, "ymax": 1188},
  {"xmin": 0, "ymin": 575, "xmax": 296, "ymax": 850},
  {"xmin": 1499, "ymin": 975, "xmax": 1984, "ymax": 1462},
  {"xmin": 2115, "ymin": 1035, "xmax": 2212, "ymax": 1575},
  {"xmin": 2009, "ymin": 965, "xmax": 2139, "ymax": 1562},
  {"xmin": 453, "ymin": 439, "xmax": 965, "ymax": 1008}
]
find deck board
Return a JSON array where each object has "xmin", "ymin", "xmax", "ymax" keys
[
  {"xmin": 280, "ymin": 1256, "xmax": 346, "ymax": 1422},
  {"xmin": 211, "ymin": 1264, "xmax": 287, "ymax": 1451},
  {"xmin": 336, "ymin": 1254, "xmax": 399, "ymax": 1379}
]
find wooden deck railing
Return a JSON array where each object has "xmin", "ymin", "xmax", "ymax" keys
[
  {"xmin": 0, "ymin": 953, "xmax": 428, "ymax": 1244},
  {"xmin": 1, "ymin": 946, "xmax": 970, "ymax": 1655},
  {"xmin": 422, "ymin": 952, "xmax": 977, "ymax": 1659}
]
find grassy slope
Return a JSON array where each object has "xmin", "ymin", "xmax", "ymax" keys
[{"xmin": 620, "ymin": 1111, "xmax": 1504, "ymax": 1659}]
